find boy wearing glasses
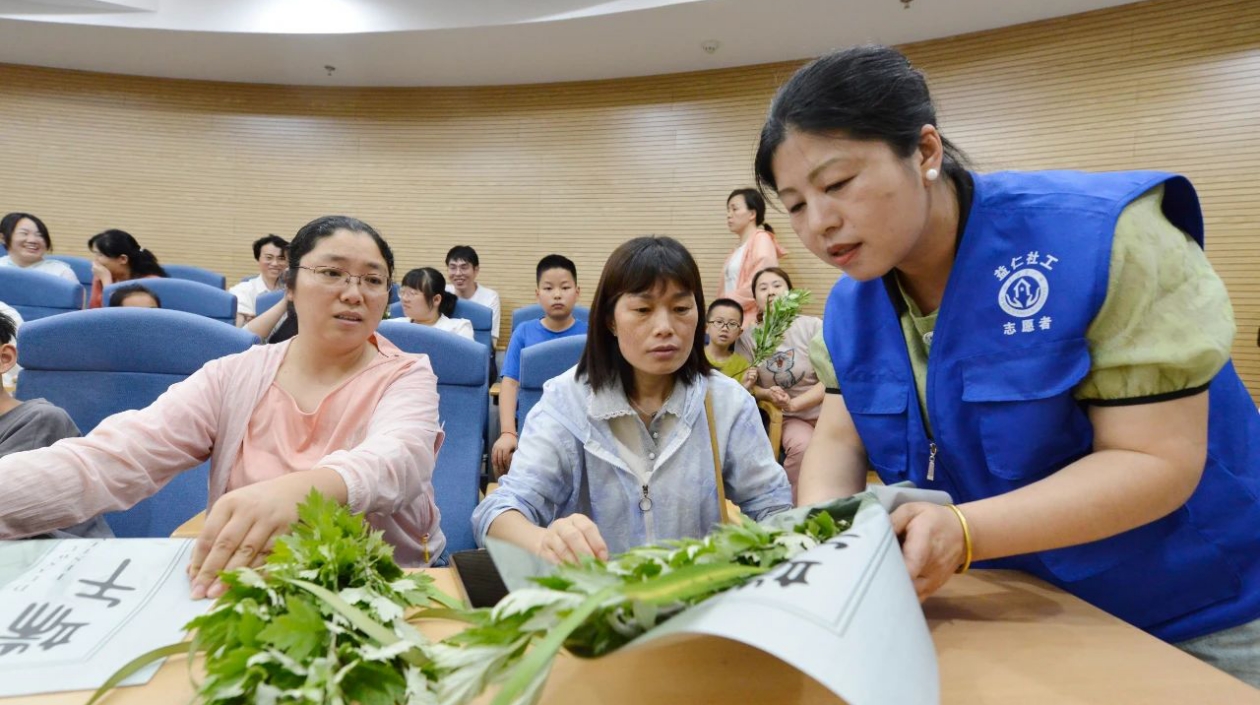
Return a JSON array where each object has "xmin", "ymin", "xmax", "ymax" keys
[
  {"xmin": 444, "ymin": 246, "xmax": 501, "ymax": 346},
  {"xmin": 704, "ymin": 298, "xmax": 753, "ymax": 389}
]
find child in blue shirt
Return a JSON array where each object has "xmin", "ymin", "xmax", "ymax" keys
[{"xmin": 492, "ymin": 254, "xmax": 587, "ymax": 475}]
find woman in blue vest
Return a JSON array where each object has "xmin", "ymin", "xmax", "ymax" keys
[{"xmin": 754, "ymin": 45, "xmax": 1260, "ymax": 685}]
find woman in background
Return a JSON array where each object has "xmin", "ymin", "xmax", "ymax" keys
[
  {"xmin": 0, "ymin": 212, "xmax": 78, "ymax": 283},
  {"xmin": 717, "ymin": 188, "xmax": 785, "ymax": 328},
  {"xmin": 400, "ymin": 267, "xmax": 474, "ymax": 340},
  {"xmin": 87, "ymin": 229, "xmax": 167, "ymax": 308}
]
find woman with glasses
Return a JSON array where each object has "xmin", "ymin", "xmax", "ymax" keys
[
  {"xmin": 399, "ymin": 267, "xmax": 474, "ymax": 340},
  {"xmin": 472, "ymin": 236, "xmax": 792, "ymax": 564},
  {"xmin": 0, "ymin": 215, "xmax": 447, "ymax": 596}
]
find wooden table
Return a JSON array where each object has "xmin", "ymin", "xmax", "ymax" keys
[{"xmin": 8, "ymin": 569, "xmax": 1258, "ymax": 705}]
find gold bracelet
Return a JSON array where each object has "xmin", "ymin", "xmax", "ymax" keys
[{"xmin": 945, "ymin": 504, "xmax": 973, "ymax": 574}]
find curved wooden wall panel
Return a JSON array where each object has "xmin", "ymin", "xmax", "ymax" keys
[{"xmin": 0, "ymin": 0, "xmax": 1257, "ymax": 395}]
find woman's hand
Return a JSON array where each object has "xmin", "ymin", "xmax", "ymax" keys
[
  {"xmin": 536, "ymin": 513, "xmax": 610, "ymax": 564},
  {"xmin": 740, "ymin": 368, "xmax": 758, "ymax": 390},
  {"xmin": 768, "ymin": 386, "xmax": 792, "ymax": 410},
  {"xmin": 91, "ymin": 261, "xmax": 113, "ymax": 286},
  {"xmin": 188, "ymin": 468, "xmax": 347, "ymax": 599},
  {"xmin": 890, "ymin": 501, "xmax": 966, "ymax": 602},
  {"xmin": 491, "ymin": 432, "xmax": 518, "ymax": 477}
]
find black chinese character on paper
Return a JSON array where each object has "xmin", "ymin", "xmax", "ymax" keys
[
  {"xmin": 0, "ymin": 603, "xmax": 88, "ymax": 655},
  {"xmin": 744, "ymin": 559, "xmax": 820, "ymax": 589},
  {"xmin": 76, "ymin": 559, "xmax": 136, "ymax": 608}
]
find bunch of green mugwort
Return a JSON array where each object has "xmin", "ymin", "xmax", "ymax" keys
[
  {"xmin": 430, "ymin": 500, "xmax": 856, "ymax": 705},
  {"xmin": 750, "ymin": 288, "xmax": 812, "ymax": 366}
]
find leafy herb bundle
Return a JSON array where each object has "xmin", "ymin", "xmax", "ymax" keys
[
  {"xmin": 93, "ymin": 493, "xmax": 858, "ymax": 705},
  {"xmin": 750, "ymin": 288, "xmax": 812, "ymax": 366}
]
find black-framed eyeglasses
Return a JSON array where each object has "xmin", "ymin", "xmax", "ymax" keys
[
  {"xmin": 297, "ymin": 265, "xmax": 390, "ymax": 293},
  {"xmin": 707, "ymin": 319, "xmax": 741, "ymax": 330}
]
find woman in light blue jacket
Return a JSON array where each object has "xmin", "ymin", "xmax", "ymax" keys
[{"xmin": 473, "ymin": 236, "xmax": 792, "ymax": 563}]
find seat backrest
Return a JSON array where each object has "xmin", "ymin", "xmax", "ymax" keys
[
  {"xmin": 511, "ymin": 304, "xmax": 590, "ymax": 333},
  {"xmin": 388, "ymin": 299, "xmax": 493, "ymax": 353},
  {"xmin": 0, "ymin": 268, "xmax": 84, "ymax": 320},
  {"xmin": 16, "ymin": 308, "xmax": 258, "ymax": 537},
  {"xmin": 376, "ymin": 320, "xmax": 489, "ymax": 553},
  {"xmin": 164, "ymin": 263, "xmax": 226, "ymax": 290},
  {"xmin": 517, "ymin": 334, "xmax": 587, "ymax": 427},
  {"xmin": 256, "ymin": 288, "xmax": 285, "ymax": 316},
  {"xmin": 104, "ymin": 278, "xmax": 237, "ymax": 325},
  {"xmin": 47, "ymin": 254, "xmax": 94, "ymax": 289},
  {"xmin": 452, "ymin": 299, "xmax": 493, "ymax": 352}
]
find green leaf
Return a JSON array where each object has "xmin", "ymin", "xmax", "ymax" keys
[
  {"xmin": 287, "ymin": 578, "xmax": 429, "ymax": 668},
  {"xmin": 257, "ymin": 594, "xmax": 326, "ymax": 661},
  {"xmin": 490, "ymin": 587, "xmax": 617, "ymax": 705},
  {"xmin": 86, "ymin": 641, "xmax": 196, "ymax": 705},
  {"xmin": 621, "ymin": 562, "xmax": 766, "ymax": 605},
  {"xmin": 342, "ymin": 659, "xmax": 408, "ymax": 705}
]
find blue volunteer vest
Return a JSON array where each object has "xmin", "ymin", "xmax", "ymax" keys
[{"xmin": 825, "ymin": 170, "xmax": 1260, "ymax": 642}]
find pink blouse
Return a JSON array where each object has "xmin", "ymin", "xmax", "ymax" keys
[{"xmin": 0, "ymin": 333, "xmax": 446, "ymax": 565}]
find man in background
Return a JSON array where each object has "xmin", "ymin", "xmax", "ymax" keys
[{"xmin": 229, "ymin": 234, "xmax": 288, "ymax": 326}]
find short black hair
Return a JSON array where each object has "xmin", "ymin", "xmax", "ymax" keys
[
  {"xmin": 0, "ymin": 310, "xmax": 15, "ymax": 345},
  {"xmin": 445, "ymin": 245, "xmax": 479, "ymax": 268},
  {"xmin": 707, "ymin": 297, "xmax": 744, "ymax": 321},
  {"xmin": 108, "ymin": 284, "xmax": 162, "ymax": 308},
  {"xmin": 1, "ymin": 212, "xmax": 52, "ymax": 250},
  {"xmin": 536, "ymin": 254, "xmax": 577, "ymax": 284},
  {"xmin": 252, "ymin": 234, "xmax": 289, "ymax": 260},
  {"xmin": 576, "ymin": 236, "xmax": 710, "ymax": 396}
]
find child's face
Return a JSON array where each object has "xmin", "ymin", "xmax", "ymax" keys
[
  {"xmin": 706, "ymin": 306, "xmax": 743, "ymax": 348},
  {"xmin": 536, "ymin": 268, "xmax": 579, "ymax": 320},
  {"xmin": 120, "ymin": 292, "xmax": 160, "ymax": 308},
  {"xmin": 754, "ymin": 272, "xmax": 790, "ymax": 313}
]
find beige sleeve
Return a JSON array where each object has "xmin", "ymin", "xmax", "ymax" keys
[{"xmin": 1075, "ymin": 185, "xmax": 1235, "ymax": 402}]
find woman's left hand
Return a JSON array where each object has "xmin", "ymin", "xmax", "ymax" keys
[
  {"xmin": 188, "ymin": 468, "xmax": 347, "ymax": 599},
  {"xmin": 890, "ymin": 501, "xmax": 967, "ymax": 602}
]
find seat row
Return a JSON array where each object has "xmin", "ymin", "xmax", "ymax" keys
[{"xmin": 0, "ymin": 265, "xmax": 235, "ymax": 323}]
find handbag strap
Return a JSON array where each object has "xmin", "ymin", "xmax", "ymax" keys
[{"xmin": 704, "ymin": 389, "xmax": 731, "ymax": 524}]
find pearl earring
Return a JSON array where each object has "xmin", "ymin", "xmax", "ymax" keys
[{"xmin": 926, "ymin": 168, "xmax": 940, "ymax": 181}]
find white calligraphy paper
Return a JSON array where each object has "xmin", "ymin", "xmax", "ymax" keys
[
  {"xmin": 489, "ymin": 485, "xmax": 949, "ymax": 705},
  {"xmin": 0, "ymin": 539, "xmax": 212, "ymax": 697}
]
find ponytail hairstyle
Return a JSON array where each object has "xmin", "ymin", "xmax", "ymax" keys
[
  {"xmin": 401, "ymin": 267, "xmax": 456, "ymax": 318},
  {"xmin": 754, "ymin": 45, "xmax": 971, "ymax": 196},
  {"xmin": 87, "ymin": 229, "xmax": 168, "ymax": 279}
]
